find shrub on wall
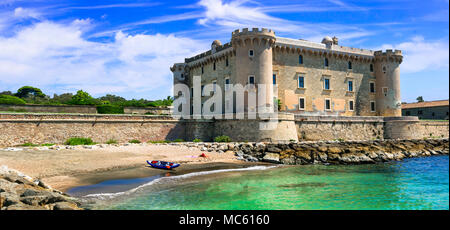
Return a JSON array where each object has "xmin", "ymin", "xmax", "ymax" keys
[
  {"xmin": 129, "ymin": 139, "xmax": 141, "ymax": 144},
  {"xmin": 96, "ymin": 105, "xmax": 124, "ymax": 114},
  {"xmin": 0, "ymin": 95, "xmax": 27, "ymax": 105},
  {"xmin": 214, "ymin": 135, "xmax": 232, "ymax": 142},
  {"xmin": 65, "ymin": 137, "xmax": 95, "ymax": 145}
]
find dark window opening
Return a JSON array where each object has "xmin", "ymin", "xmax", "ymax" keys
[
  {"xmin": 226, "ymin": 58, "xmax": 229, "ymax": 66},
  {"xmin": 324, "ymin": 58, "xmax": 329, "ymax": 67},
  {"xmin": 213, "ymin": 62, "xmax": 216, "ymax": 70},
  {"xmin": 348, "ymin": 80, "xmax": 353, "ymax": 92},
  {"xmin": 406, "ymin": 111, "xmax": 411, "ymax": 116},
  {"xmin": 299, "ymin": 98, "xmax": 305, "ymax": 110},
  {"xmin": 370, "ymin": 64, "xmax": 373, "ymax": 72},
  {"xmin": 349, "ymin": 101, "xmax": 354, "ymax": 111},
  {"xmin": 249, "ymin": 50, "xmax": 254, "ymax": 57},
  {"xmin": 273, "ymin": 74, "xmax": 276, "ymax": 85},
  {"xmin": 299, "ymin": 55, "xmax": 303, "ymax": 64},
  {"xmin": 201, "ymin": 66, "xmax": 204, "ymax": 74},
  {"xmin": 371, "ymin": 102, "xmax": 376, "ymax": 112},
  {"xmin": 370, "ymin": 82, "xmax": 375, "ymax": 93},
  {"xmin": 249, "ymin": 76, "xmax": 255, "ymax": 84},
  {"xmin": 348, "ymin": 61, "xmax": 352, "ymax": 69},
  {"xmin": 325, "ymin": 99, "xmax": 331, "ymax": 110},
  {"xmin": 418, "ymin": 110, "xmax": 423, "ymax": 115},
  {"xmin": 324, "ymin": 78, "xmax": 330, "ymax": 90}
]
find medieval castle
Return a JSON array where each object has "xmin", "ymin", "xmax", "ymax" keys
[{"xmin": 171, "ymin": 28, "xmax": 403, "ymax": 117}]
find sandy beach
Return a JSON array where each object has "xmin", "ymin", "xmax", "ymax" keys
[{"xmin": 0, "ymin": 143, "xmax": 259, "ymax": 193}]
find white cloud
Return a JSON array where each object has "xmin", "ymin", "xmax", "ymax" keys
[
  {"xmin": 379, "ymin": 36, "xmax": 449, "ymax": 73},
  {"xmin": 0, "ymin": 21, "xmax": 207, "ymax": 98},
  {"xmin": 14, "ymin": 7, "xmax": 41, "ymax": 19}
]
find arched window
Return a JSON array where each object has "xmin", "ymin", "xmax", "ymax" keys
[
  {"xmin": 299, "ymin": 55, "xmax": 303, "ymax": 64},
  {"xmin": 324, "ymin": 58, "xmax": 329, "ymax": 67},
  {"xmin": 348, "ymin": 61, "xmax": 352, "ymax": 69}
]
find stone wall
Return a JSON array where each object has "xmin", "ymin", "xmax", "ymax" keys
[
  {"xmin": 418, "ymin": 121, "xmax": 449, "ymax": 138},
  {"xmin": 295, "ymin": 115, "xmax": 384, "ymax": 141},
  {"xmin": 0, "ymin": 113, "xmax": 184, "ymax": 147},
  {"xmin": 0, "ymin": 113, "xmax": 448, "ymax": 147},
  {"xmin": 123, "ymin": 106, "xmax": 172, "ymax": 115},
  {"xmin": 0, "ymin": 104, "xmax": 97, "ymax": 114}
]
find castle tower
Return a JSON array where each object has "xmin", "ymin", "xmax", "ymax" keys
[
  {"xmin": 231, "ymin": 28, "xmax": 276, "ymax": 113},
  {"xmin": 374, "ymin": 49, "xmax": 403, "ymax": 116}
]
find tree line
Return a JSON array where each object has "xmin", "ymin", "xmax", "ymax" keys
[{"xmin": 0, "ymin": 86, "xmax": 173, "ymax": 109}]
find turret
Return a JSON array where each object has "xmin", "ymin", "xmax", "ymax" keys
[
  {"xmin": 231, "ymin": 28, "xmax": 276, "ymax": 113},
  {"xmin": 374, "ymin": 49, "xmax": 403, "ymax": 116}
]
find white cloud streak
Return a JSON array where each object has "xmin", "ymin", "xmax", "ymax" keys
[{"xmin": 0, "ymin": 21, "xmax": 207, "ymax": 98}]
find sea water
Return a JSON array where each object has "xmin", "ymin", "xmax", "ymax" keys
[{"xmin": 79, "ymin": 155, "xmax": 449, "ymax": 210}]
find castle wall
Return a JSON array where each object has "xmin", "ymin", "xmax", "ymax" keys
[
  {"xmin": 273, "ymin": 50, "xmax": 376, "ymax": 116},
  {"xmin": 1, "ymin": 113, "xmax": 446, "ymax": 147},
  {"xmin": 295, "ymin": 115, "xmax": 384, "ymax": 141},
  {"xmin": 0, "ymin": 113, "xmax": 184, "ymax": 147},
  {"xmin": 0, "ymin": 104, "xmax": 98, "ymax": 114}
]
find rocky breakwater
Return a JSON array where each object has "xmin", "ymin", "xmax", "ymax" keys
[
  {"xmin": 0, "ymin": 166, "xmax": 83, "ymax": 210},
  {"xmin": 179, "ymin": 139, "xmax": 449, "ymax": 165}
]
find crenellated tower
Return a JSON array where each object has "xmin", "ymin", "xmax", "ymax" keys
[
  {"xmin": 374, "ymin": 49, "xmax": 403, "ymax": 116},
  {"xmin": 231, "ymin": 28, "xmax": 276, "ymax": 113}
]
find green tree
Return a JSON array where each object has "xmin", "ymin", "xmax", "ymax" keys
[
  {"xmin": 98, "ymin": 94, "xmax": 127, "ymax": 105},
  {"xmin": 69, "ymin": 90, "xmax": 98, "ymax": 105},
  {"xmin": 15, "ymin": 86, "xmax": 46, "ymax": 98},
  {"xmin": 416, "ymin": 96, "xmax": 424, "ymax": 102},
  {"xmin": 0, "ymin": 95, "xmax": 26, "ymax": 105},
  {"xmin": 50, "ymin": 93, "xmax": 74, "ymax": 105}
]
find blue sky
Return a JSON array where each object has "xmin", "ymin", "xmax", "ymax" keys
[{"xmin": 0, "ymin": 0, "xmax": 448, "ymax": 102}]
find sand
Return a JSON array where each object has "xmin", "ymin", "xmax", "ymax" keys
[{"xmin": 0, "ymin": 143, "xmax": 259, "ymax": 192}]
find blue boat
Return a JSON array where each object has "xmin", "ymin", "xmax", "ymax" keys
[{"xmin": 147, "ymin": 160, "xmax": 180, "ymax": 170}]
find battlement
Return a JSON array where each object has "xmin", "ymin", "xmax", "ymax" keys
[
  {"xmin": 374, "ymin": 49, "xmax": 402, "ymax": 56},
  {"xmin": 231, "ymin": 28, "xmax": 275, "ymax": 38}
]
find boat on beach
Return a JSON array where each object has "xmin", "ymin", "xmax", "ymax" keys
[{"xmin": 147, "ymin": 160, "xmax": 180, "ymax": 170}]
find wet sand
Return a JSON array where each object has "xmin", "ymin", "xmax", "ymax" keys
[{"xmin": 0, "ymin": 143, "xmax": 263, "ymax": 192}]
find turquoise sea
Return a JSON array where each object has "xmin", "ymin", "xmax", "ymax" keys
[{"xmin": 73, "ymin": 155, "xmax": 449, "ymax": 210}]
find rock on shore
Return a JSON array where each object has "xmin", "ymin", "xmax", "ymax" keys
[{"xmin": 0, "ymin": 166, "xmax": 83, "ymax": 210}]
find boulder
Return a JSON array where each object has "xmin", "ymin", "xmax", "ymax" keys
[{"xmin": 262, "ymin": 153, "xmax": 280, "ymax": 163}]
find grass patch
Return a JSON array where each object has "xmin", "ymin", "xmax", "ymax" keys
[
  {"xmin": 20, "ymin": 142, "xmax": 39, "ymax": 147},
  {"xmin": 129, "ymin": 139, "xmax": 141, "ymax": 144},
  {"xmin": 41, "ymin": 143, "xmax": 55, "ymax": 146},
  {"xmin": 106, "ymin": 139, "xmax": 118, "ymax": 144},
  {"xmin": 65, "ymin": 137, "xmax": 95, "ymax": 145},
  {"xmin": 214, "ymin": 135, "xmax": 232, "ymax": 143},
  {"xmin": 173, "ymin": 139, "xmax": 184, "ymax": 142},
  {"xmin": 148, "ymin": 140, "xmax": 171, "ymax": 144},
  {"xmin": 193, "ymin": 138, "xmax": 202, "ymax": 143}
]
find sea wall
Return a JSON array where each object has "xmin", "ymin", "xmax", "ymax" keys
[
  {"xmin": 123, "ymin": 106, "xmax": 172, "ymax": 115},
  {"xmin": 0, "ymin": 104, "xmax": 97, "ymax": 114},
  {"xmin": 295, "ymin": 115, "xmax": 384, "ymax": 141},
  {"xmin": 0, "ymin": 113, "xmax": 448, "ymax": 147},
  {"xmin": 184, "ymin": 138, "xmax": 449, "ymax": 165},
  {"xmin": 0, "ymin": 113, "xmax": 184, "ymax": 147}
]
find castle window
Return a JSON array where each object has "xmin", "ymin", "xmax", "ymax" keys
[
  {"xmin": 324, "ymin": 58, "xmax": 329, "ymax": 67},
  {"xmin": 213, "ymin": 62, "xmax": 216, "ymax": 70},
  {"xmin": 324, "ymin": 77, "xmax": 330, "ymax": 90},
  {"xmin": 349, "ymin": 100, "xmax": 354, "ymax": 111},
  {"xmin": 225, "ymin": 78, "xmax": 230, "ymax": 91},
  {"xmin": 299, "ymin": 55, "xmax": 303, "ymax": 64},
  {"xmin": 325, "ymin": 99, "xmax": 331, "ymax": 111},
  {"xmin": 201, "ymin": 66, "xmax": 204, "ymax": 74},
  {"xmin": 249, "ymin": 50, "xmax": 254, "ymax": 57},
  {"xmin": 348, "ymin": 80, "xmax": 353, "ymax": 92},
  {"xmin": 370, "ymin": 101, "xmax": 376, "ymax": 112},
  {"xmin": 348, "ymin": 61, "xmax": 352, "ymax": 70},
  {"xmin": 382, "ymin": 87, "xmax": 388, "ymax": 96},
  {"xmin": 299, "ymin": 97, "xmax": 305, "ymax": 110},
  {"xmin": 273, "ymin": 74, "xmax": 277, "ymax": 85},
  {"xmin": 298, "ymin": 76, "xmax": 305, "ymax": 88},
  {"xmin": 432, "ymin": 112, "xmax": 435, "ymax": 117},
  {"xmin": 370, "ymin": 82, "xmax": 375, "ymax": 93},
  {"xmin": 248, "ymin": 75, "xmax": 255, "ymax": 85},
  {"xmin": 226, "ymin": 58, "xmax": 229, "ymax": 66},
  {"xmin": 212, "ymin": 80, "xmax": 217, "ymax": 92},
  {"xmin": 201, "ymin": 85, "xmax": 204, "ymax": 96},
  {"xmin": 370, "ymin": 64, "xmax": 374, "ymax": 72}
]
